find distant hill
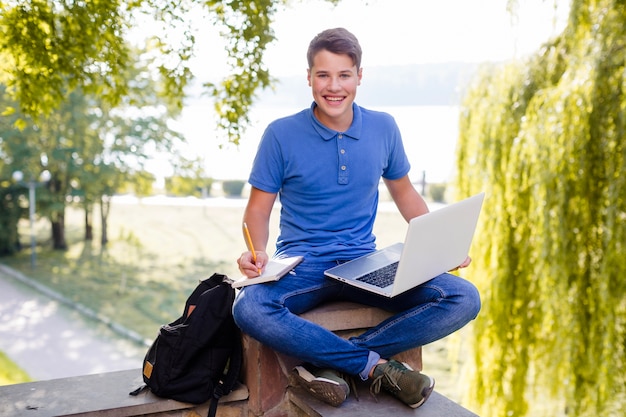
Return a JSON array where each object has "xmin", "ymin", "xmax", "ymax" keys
[
  {"xmin": 257, "ymin": 62, "xmax": 485, "ymax": 107},
  {"xmin": 185, "ymin": 62, "xmax": 488, "ymax": 108}
]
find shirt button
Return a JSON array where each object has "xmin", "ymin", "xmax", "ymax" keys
[
  {"xmin": 340, "ymin": 149, "xmax": 345, "ymax": 154},
  {"xmin": 341, "ymin": 165, "xmax": 347, "ymax": 171},
  {"xmin": 338, "ymin": 134, "xmax": 343, "ymax": 139}
]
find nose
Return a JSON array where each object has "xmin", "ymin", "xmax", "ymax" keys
[{"xmin": 328, "ymin": 76, "xmax": 341, "ymax": 91}]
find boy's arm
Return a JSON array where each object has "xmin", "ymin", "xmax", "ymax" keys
[
  {"xmin": 383, "ymin": 175, "xmax": 429, "ymax": 222},
  {"xmin": 238, "ymin": 187, "xmax": 277, "ymax": 277},
  {"xmin": 384, "ymin": 176, "xmax": 472, "ymax": 270}
]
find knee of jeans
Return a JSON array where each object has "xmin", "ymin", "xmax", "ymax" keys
[
  {"xmin": 464, "ymin": 282, "xmax": 482, "ymax": 319},
  {"xmin": 449, "ymin": 278, "xmax": 481, "ymax": 318},
  {"xmin": 232, "ymin": 291, "xmax": 254, "ymax": 330},
  {"xmin": 233, "ymin": 285, "xmax": 273, "ymax": 325}
]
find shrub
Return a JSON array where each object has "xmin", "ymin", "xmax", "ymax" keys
[
  {"xmin": 221, "ymin": 180, "xmax": 245, "ymax": 197},
  {"xmin": 429, "ymin": 183, "xmax": 446, "ymax": 203}
]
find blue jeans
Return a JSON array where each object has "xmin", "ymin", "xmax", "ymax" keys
[{"xmin": 232, "ymin": 259, "xmax": 481, "ymax": 380}]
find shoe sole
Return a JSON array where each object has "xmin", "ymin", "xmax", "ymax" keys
[
  {"xmin": 408, "ymin": 376, "xmax": 435, "ymax": 409},
  {"xmin": 292, "ymin": 366, "xmax": 348, "ymax": 407}
]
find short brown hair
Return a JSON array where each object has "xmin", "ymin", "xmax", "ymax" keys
[{"xmin": 307, "ymin": 28, "xmax": 362, "ymax": 69}]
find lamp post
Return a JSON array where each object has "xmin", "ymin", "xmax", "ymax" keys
[
  {"xmin": 12, "ymin": 171, "xmax": 40, "ymax": 269},
  {"xmin": 27, "ymin": 180, "xmax": 36, "ymax": 269}
]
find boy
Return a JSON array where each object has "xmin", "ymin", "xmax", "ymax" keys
[{"xmin": 233, "ymin": 27, "xmax": 480, "ymax": 408}]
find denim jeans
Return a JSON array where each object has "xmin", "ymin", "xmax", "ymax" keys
[{"xmin": 232, "ymin": 259, "xmax": 481, "ymax": 380}]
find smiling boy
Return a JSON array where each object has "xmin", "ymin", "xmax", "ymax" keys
[{"xmin": 233, "ymin": 27, "xmax": 480, "ymax": 408}]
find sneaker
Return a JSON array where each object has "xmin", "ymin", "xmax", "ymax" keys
[
  {"xmin": 369, "ymin": 360, "xmax": 435, "ymax": 408},
  {"xmin": 292, "ymin": 365, "xmax": 350, "ymax": 407}
]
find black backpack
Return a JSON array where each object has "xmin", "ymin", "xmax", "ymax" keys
[{"xmin": 130, "ymin": 273, "xmax": 243, "ymax": 417}]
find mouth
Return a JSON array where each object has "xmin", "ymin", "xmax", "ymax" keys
[{"xmin": 325, "ymin": 96, "xmax": 345, "ymax": 104}]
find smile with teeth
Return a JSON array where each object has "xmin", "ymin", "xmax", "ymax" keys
[{"xmin": 326, "ymin": 97, "xmax": 344, "ymax": 102}]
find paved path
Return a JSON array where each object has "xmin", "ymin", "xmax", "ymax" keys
[{"xmin": 0, "ymin": 265, "xmax": 145, "ymax": 382}]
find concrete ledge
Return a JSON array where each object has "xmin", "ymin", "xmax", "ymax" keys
[
  {"xmin": 0, "ymin": 303, "xmax": 427, "ymax": 417},
  {"xmin": 0, "ymin": 369, "xmax": 248, "ymax": 417},
  {"xmin": 298, "ymin": 301, "xmax": 397, "ymax": 331},
  {"xmin": 290, "ymin": 384, "xmax": 479, "ymax": 417}
]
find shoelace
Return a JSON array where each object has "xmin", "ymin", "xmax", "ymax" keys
[
  {"xmin": 369, "ymin": 362, "xmax": 405, "ymax": 400},
  {"xmin": 338, "ymin": 372, "xmax": 360, "ymax": 401}
]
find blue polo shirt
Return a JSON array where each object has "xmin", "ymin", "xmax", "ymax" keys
[{"xmin": 249, "ymin": 102, "xmax": 410, "ymax": 262}]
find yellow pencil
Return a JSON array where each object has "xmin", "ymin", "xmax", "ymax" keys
[{"xmin": 243, "ymin": 222, "xmax": 261, "ymax": 274}]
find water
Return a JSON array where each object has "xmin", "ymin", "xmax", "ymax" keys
[{"xmin": 166, "ymin": 104, "xmax": 461, "ymax": 185}]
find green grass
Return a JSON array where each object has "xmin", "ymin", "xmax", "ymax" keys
[
  {"xmin": 2, "ymin": 198, "xmax": 474, "ymax": 404},
  {"xmin": 0, "ymin": 351, "xmax": 31, "ymax": 386},
  {"xmin": 4, "ymin": 201, "xmax": 253, "ymax": 340}
]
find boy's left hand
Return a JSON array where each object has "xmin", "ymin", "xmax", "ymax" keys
[{"xmin": 450, "ymin": 256, "xmax": 471, "ymax": 272}]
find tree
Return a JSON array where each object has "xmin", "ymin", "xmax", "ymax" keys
[
  {"xmin": 455, "ymin": 1, "xmax": 625, "ymax": 416},
  {"xmin": 0, "ymin": 0, "xmax": 131, "ymax": 121},
  {"xmin": 165, "ymin": 174, "xmax": 213, "ymax": 198},
  {"xmin": 0, "ymin": 0, "xmax": 340, "ymax": 146},
  {"xmin": 0, "ymin": 84, "xmax": 56, "ymax": 253},
  {"xmin": 0, "ymin": 184, "xmax": 23, "ymax": 256},
  {"xmin": 0, "ymin": 0, "xmax": 350, "ymax": 251},
  {"xmin": 0, "ymin": 70, "xmax": 189, "ymax": 251}
]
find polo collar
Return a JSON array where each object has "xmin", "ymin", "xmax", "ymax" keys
[{"xmin": 308, "ymin": 102, "xmax": 362, "ymax": 141}]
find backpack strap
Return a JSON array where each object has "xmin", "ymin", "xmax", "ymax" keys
[
  {"xmin": 223, "ymin": 332, "xmax": 243, "ymax": 394},
  {"xmin": 128, "ymin": 384, "xmax": 148, "ymax": 396},
  {"xmin": 207, "ymin": 397, "xmax": 219, "ymax": 417},
  {"xmin": 206, "ymin": 277, "xmax": 242, "ymax": 417},
  {"xmin": 206, "ymin": 328, "xmax": 242, "ymax": 417}
]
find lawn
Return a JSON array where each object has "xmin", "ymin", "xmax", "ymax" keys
[
  {"xmin": 4, "ymin": 198, "xmax": 258, "ymax": 341},
  {"xmin": 2, "ymin": 196, "xmax": 473, "ymax": 403},
  {"xmin": 0, "ymin": 351, "xmax": 31, "ymax": 386}
]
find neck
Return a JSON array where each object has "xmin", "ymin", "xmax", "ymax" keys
[{"xmin": 313, "ymin": 106, "xmax": 352, "ymax": 132}]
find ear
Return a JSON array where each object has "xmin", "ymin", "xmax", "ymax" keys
[
  {"xmin": 307, "ymin": 69, "xmax": 312, "ymax": 86},
  {"xmin": 357, "ymin": 67, "xmax": 363, "ymax": 85}
]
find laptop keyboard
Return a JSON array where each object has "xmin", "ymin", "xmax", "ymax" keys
[{"xmin": 356, "ymin": 262, "xmax": 399, "ymax": 288}]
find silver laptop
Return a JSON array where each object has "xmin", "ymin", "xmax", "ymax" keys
[{"xmin": 324, "ymin": 192, "xmax": 485, "ymax": 297}]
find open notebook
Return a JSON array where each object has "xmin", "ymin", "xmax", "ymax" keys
[{"xmin": 231, "ymin": 255, "xmax": 303, "ymax": 288}]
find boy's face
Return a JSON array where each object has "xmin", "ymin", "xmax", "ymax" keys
[{"xmin": 307, "ymin": 49, "xmax": 362, "ymax": 131}]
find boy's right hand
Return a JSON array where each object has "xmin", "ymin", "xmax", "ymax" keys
[{"xmin": 237, "ymin": 250, "xmax": 269, "ymax": 278}]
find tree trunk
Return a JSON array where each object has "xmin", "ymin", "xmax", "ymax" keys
[
  {"xmin": 100, "ymin": 195, "xmax": 110, "ymax": 246},
  {"xmin": 84, "ymin": 201, "xmax": 93, "ymax": 241},
  {"xmin": 51, "ymin": 210, "xmax": 67, "ymax": 250}
]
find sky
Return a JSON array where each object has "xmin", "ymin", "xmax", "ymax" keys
[
  {"xmin": 189, "ymin": 0, "xmax": 569, "ymax": 78},
  {"xmin": 151, "ymin": 0, "xmax": 571, "ymax": 184}
]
